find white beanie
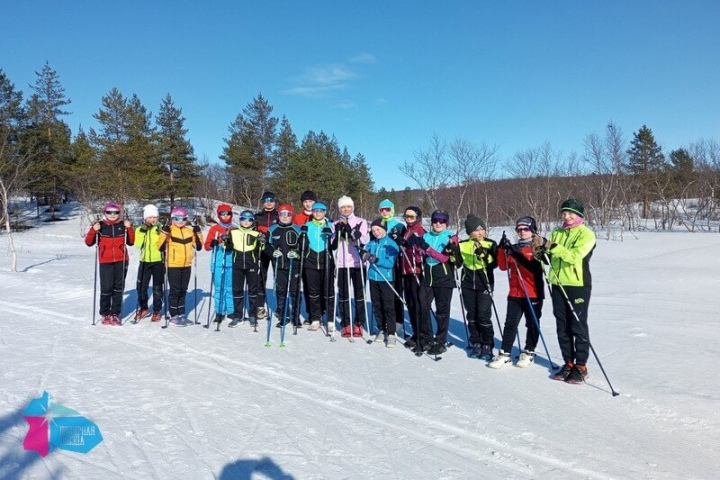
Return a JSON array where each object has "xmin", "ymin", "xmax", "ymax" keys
[
  {"xmin": 338, "ymin": 195, "xmax": 354, "ymax": 209},
  {"xmin": 143, "ymin": 204, "xmax": 159, "ymax": 219}
]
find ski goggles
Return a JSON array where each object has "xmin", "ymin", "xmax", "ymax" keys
[
  {"xmin": 404, "ymin": 213, "xmax": 417, "ymax": 220},
  {"xmin": 172, "ymin": 216, "xmax": 188, "ymax": 221},
  {"xmin": 278, "ymin": 211, "xmax": 293, "ymax": 217},
  {"xmin": 379, "ymin": 207, "xmax": 392, "ymax": 214},
  {"xmin": 104, "ymin": 210, "xmax": 120, "ymax": 215},
  {"xmin": 239, "ymin": 215, "xmax": 254, "ymax": 222},
  {"xmin": 218, "ymin": 211, "xmax": 232, "ymax": 217},
  {"xmin": 431, "ymin": 213, "xmax": 449, "ymax": 224},
  {"xmin": 262, "ymin": 196, "xmax": 276, "ymax": 203}
]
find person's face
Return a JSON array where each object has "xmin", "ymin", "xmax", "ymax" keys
[
  {"xmin": 278, "ymin": 210, "xmax": 293, "ymax": 225},
  {"xmin": 371, "ymin": 226, "xmax": 385, "ymax": 238},
  {"xmin": 303, "ymin": 199, "xmax": 315, "ymax": 211},
  {"xmin": 515, "ymin": 225, "xmax": 533, "ymax": 240},
  {"xmin": 218, "ymin": 211, "xmax": 232, "ymax": 223},
  {"xmin": 240, "ymin": 219, "xmax": 253, "ymax": 229},
  {"xmin": 561, "ymin": 211, "xmax": 579, "ymax": 224},
  {"xmin": 145, "ymin": 216, "xmax": 158, "ymax": 225},
  {"xmin": 339, "ymin": 205, "xmax": 353, "ymax": 217},
  {"xmin": 263, "ymin": 200, "xmax": 276, "ymax": 211},
  {"xmin": 313, "ymin": 209, "xmax": 326, "ymax": 221},
  {"xmin": 172, "ymin": 215, "xmax": 187, "ymax": 227},
  {"xmin": 470, "ymin": 229, "xmax": 485, "ymax": 240},
  {"xmin": 379, "ymin": 207, "xmax": 392, "ymax": 218},
  {"xmin": 104, "ymin": 209, "xmax": 120, "ymax": 221},
  {"xmin": 431, "ymin": 219, "xmax": 447, "ymax": 233},
  {"xmin": 404, "ymin": 210, "xmax": 418, "ymax": 224}
]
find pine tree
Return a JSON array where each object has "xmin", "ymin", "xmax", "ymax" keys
[
  {"xmin": 221, "ymin": 94, "xmax": 278, "ymax": 207},
  {"xmin": 90, "ymin": 88, "xmax": 162, "ymax": 207},
  {"xmin": 269, "ymin": 116, "xmax": 298, "ymax": 204},
  {"xmin": 668, "ymin": 148, "xmax": 695, "ymax": 197},
  {"xmin": 156, "ymin": 94, "xmax": 199, "ymax": 206},
  {"xmin": 25, "ymin": 62, "xmax": 72, "ymax": 219},
  {"xmin": 626, "ymin": 125, "xmax": 666, "ymax": 218}
]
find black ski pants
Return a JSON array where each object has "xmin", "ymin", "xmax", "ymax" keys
[
  {"xmin": 136, "ymin": 261, "xmax": 164, "ymax": 312},
  {"xmin": 337, "ymin": 267, "xmax": 367, "ymax": 327},
  {"xmin": 423, "ymin": 286, "xmax": 453, "ymax": 345},
  {"xmin": 233, "ymin": 267, "xmax": 259, "ymax": 320},
  {"xmin": 304, "ymin": 266, "xmax": 335, "ymax": 323},
  {"xmin": 99, "ymin": 261, "xmax": 128, "ymax": 316},
  {"xmin": 501, "ymin": 296, "xmax": 542, "ymax": 353},
  {"xmin": 257, "ymin": 252, "xmax": 273, "ymax": 308},
  {"xmin": 552, "ymin": 285, "xmax": 591, "ymax": 365},
  {"xmin": 369, "ymin": 279, "xmax": 396, "ymax": 334},
  {"xmin": 462, "ymin": 287, "xmax": 494, "ymax": 346},
  {"xmin": 275, "ymin": 267, "xmax": 299, "ymax": 324},
  {"xmin": 403, "ymin": 273, "xmax": 431, "ymax": 344},
  {"xmin": 167, "ymin": 266, "xmax": 191, "ymax": 318}
]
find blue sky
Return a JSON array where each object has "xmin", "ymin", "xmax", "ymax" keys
[{"xmin": 3, "ymin": 1, "xmax": 719, "ymax": 191}]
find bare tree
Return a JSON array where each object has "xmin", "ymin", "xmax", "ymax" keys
[
  {"xmin": 399, "ymin": 134, "xmax": 448, "ymax": 212},
  {"xmin": 447, "ymin": 137, "xmax": 498, "ymax": 226}
]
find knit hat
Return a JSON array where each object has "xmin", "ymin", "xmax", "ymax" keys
[
  {"xmin": 312, "ymin": 201, "xmax": 327, "ymax": 211},
  {"xmin": 560, "ymin": 198, "xmax": 585, "ymax": 218},
  {"xmin": 515, "ymin": 216, "xmax": 538, "ymax": 233},
  {"xmin": 104, "ymin": 202, "xmax": 121, "ymax": 213},
  {"xmin": 338, "ymin": 195, "xmax": 354, "ymax": 209},
  {"xmin": 277, "ymin": 203, "xmax": 295, "ymax": 216},
  {"xmin": 171, "ymin": 206, "xmax": 188, "ymax": 218},
  {"xmin": 405, "ymin": 206, "xmax": 422, "ymax": 219},
  {"xmin": 239, "ymin": 210, "xmax": 255, "ymax": 222},
  {"xmin": 217, "ymin": 203, "xmax": 233, "ymax": 216},
  {"xmin": 301, "ymin": 190, "xmax": 317, "ymax": 202},
  {"xmin": 143, "ymin": 204, "xmax": 159, "ymax": 219},
  {"xmin": 378, "ymin": 199, "xmax": 394, "ymax": 210},
  {"xmin": 261, "ymin": 191, "xmax": 277, "ymax": 203},
  {"xmin": 465, "ymin": 214, "xmax": 487, "ymax": 234},
  {"xmin": 370, "ymin": 218, "xmax": 387, "ymax": 231}
]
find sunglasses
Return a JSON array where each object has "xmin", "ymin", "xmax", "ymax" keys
[
  {"xmin": 515, "ymin": 227, "xmax": 531, "ymax": 232},
  {"xmin": 105, "ymin": 210, "xmax": 120, "ymax": 215},
  {"xmin": 278, "ymin": 211, "xmax": 292, "ymax": 217},
  {"xmin": 218, "ymin": 212, "xmax": 232, "ymax": 217},
  {"xmin": 404, "ymin": 214, "xmax": 417, "ymax": 219},
  {"xmin": 431, "ymin": 214, "xmax": 449, "ymax": 224},
  {"xmin": 379, "ymin": 208, "xmax": 391, "ymax": 213},
  {"xmin": 239, "ymin": 217, "xmax": 254, "ymax": 222},
  {"xmin": 172, "ymin": 216, "xmax": 188, "ymax": 221}
]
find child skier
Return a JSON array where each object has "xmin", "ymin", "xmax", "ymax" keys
[
  {"xmin": 225, "ymin": 210, "xmax": 262, "ymax": 328},
  {"xmin": 293, "ymin": 190, "xmax": 317, "ymax": 226},
  {"xmin": 363, "ymin": 218, "xmax": 400, "ymax": 347},
  {"xmin": 134, "ymin": 204, "xmax": 164, "ymax": 322},
  {"xmin": 489, "ymin": 216, "xmax": 545, "ymax": 369},
  {"xmin": 407, "ymin": 210, "xmax": 458, "ymax": 355},
  {"xmin": 157, "ymin": 206, "xmax": 203, "ymax": 326},
  {"xmin": 334, "ymin": 195, "xmax": 369, "ymax": 337},
  {"xmin": 268, "ymin": 204, "xmax": 301, "ymax": 328},
  {"xmin": 302, "ymin": 201, "xmax": 336, "ymax": 332},
  {"xmin": 378, "ymin": 198, "xmax": 406, "ymax": 330},
  {"xmin": 85, "ymin": 202, "xmax": 135, "ymax": 325},
  {"xmin": 456, "ymin": 215, "xmax": 498, "ymax": 361},
  {"xmin": 392, "ymin": 207, "xmax": 432, "ymax": 352},
  {"xmin": 533, "ymin": 199, "xmax": 596, "ymax": 384},
  {"xmin": 204, "ymin": 204, "xmax": 236, "ymax": 325},
  {"xmin": 255, "ymin": 191, "xmax": 279, "ymax": 320}
]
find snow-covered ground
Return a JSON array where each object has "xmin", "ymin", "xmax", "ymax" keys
[{"xmin": 1, "ymin": 205, "xmax": 719, "ymax": 479}]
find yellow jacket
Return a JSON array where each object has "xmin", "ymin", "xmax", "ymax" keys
[{"xmin": 157, "ymin": 225, "xmax": 203, "ymax": 268}]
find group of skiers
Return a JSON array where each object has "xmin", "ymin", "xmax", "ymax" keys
[{"xmin": 85, "ymin": 192, "xmax": 596, "ymax": 385}]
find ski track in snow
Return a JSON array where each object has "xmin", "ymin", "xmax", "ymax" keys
[{"xmin": 1, "ymin": 211, "xmax": 720, "ymax": 479}]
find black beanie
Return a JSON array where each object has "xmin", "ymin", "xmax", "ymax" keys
[
  {"xmin": 405, "ymin": 206, "xmax": 422, "ymax": 219},
  {"xmin": 465, "ymin": 214, "xmax": 487, "ymax": 234},
  {"xmin": 301, "ymin": 190, "xmax": 317, "ymax": 202},
  {"xmin": 516, "ymin": 216, "xmax": 538, "ymax": 233},
  {"xmin": 560, "ymin": 198, "xmax": 585, "ymax": 218},
  {"xmin": 370, "ymin": 218, "xmax": 387, "ymax": 231}
]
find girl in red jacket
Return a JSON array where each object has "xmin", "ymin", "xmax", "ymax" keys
[
  {"xmin": 489, "ymin": 216, "xmax": 544, "ymax": 368},
  {"xmin": 85, "ymin": 202, "xmax": 135, "ymax": 325}
]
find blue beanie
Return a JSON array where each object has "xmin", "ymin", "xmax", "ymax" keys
[
  {"xmin": 379, "ymin": 199, "xmax": 394, "ymax": 210},
  {"xmin": 312, "ymin": 201, "xmax": 327, "ymax": 211}
]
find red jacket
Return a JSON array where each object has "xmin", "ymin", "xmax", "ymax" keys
[
  {"xmin": 204, "ymin": 224, "xmax": 235, "ymax": 251},
  {"xmin": 497, "ymin": 244, "xmax": 544, "ymax": 299},
  {"xmin": 399, "ymin": 222, "xmax": 427, "ymax": 275},
  {"xmin": 293, "ymin": 211, "xmax": 312, "ymax": 226},
  {"xmin": 254, "ymin": 209, "xmax": 278, "ymax": 234},
  {"xmin": 85, "ymin": 220, "xmax": 134, "ymax": 264}
]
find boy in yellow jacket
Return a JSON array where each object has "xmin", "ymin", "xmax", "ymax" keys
[
  {"xmin": 134, "ymin": 204, "xmax": 165, "ymax": 322},
  {"xmin": 157, "ymin": 206, "xmax": 203, "ymax": 325}
]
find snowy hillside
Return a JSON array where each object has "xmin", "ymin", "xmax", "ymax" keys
[{"xmin": 1, "ymin": 206, "xmax": 719, "ymax": 479}]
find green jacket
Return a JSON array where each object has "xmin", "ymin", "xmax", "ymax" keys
[
  {"xmin": 457, "ymin": 238, "xmax": 498, "ymax": 290},
  {"xmin": 547, "ymin": 224, "xmax": 596, "ymax": 287},
  {"xmin": 134, "ymin": 224, "xmax": 164, "ymax": 263}
]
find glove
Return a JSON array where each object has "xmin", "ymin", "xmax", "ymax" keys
[
  {"xmin": 409, "ymin": 235, "xmax": 430, "ymax": 251},
  {"xmin": 161, "ymin": 225, "xmax": 171, "ymax": 234},
  {"xmin": 498, "ymin": 234, "xmax": 512, "ymax": 250},
  {"xmin": 287, "ymin": 250, "xmax": 299, "ymax": 259},
  {"xmin": 362, "ymin": 252, "xmax": 378, "ymax": 264},
  {"xmin": 210, "ymin": 239, "xmax": 219, "ymax": 248},
  {"xmin": 351, "ymin": 227, "xmax": 362, "ymax": 242},
  {"xmin": 138, "ymin": 225, "xmax": 148, "ymax": 233},
  {"xmin": 531, "ymin": 234, "xmax": 549, "ymax": 258},
  {"xmin": 192, "ymin": 225, "xmax": 201, "ymax": 234},
  {"xmin": 474, "ymin": 245, "xmax": 488, "ymax": 259},
  {"xmin": 257, "ymin": 233, "xmax": 267, "ymax": 243},
  {"xmin": 273, "ymin": 249, "xmax": 283, "ymax": 258},
  {"xmin": 389, "ymin": 230, "xmax": 400, "ymax": 242},
  {"xmin": 321, "ymin": 227, "xmax": 333, "ymax": 236},
  {"xmin": 219, "ymin": 233, "xmax": 228, "ymax": 242},
  {"xmin": 393, "ymin": 235, "xmax": 407, "ymax": 247},
  {"xmin": 336, "ymin": 221, "xmax": 351, "ymax": 236}
]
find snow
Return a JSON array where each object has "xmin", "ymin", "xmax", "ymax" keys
[{"xmin": 1, "ymin": 205, "xmax": 719, "ymax": 479}]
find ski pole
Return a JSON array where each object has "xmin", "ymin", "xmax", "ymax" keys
[
  {"xmin": 118, "ymin": 219, "xmax": 130, "ymax": 326},
  {"xmin": 280, "ymin": 256, "xmax": 293, "ymax": 347},
  {"xmin": 215, "ymin": 249, "xmax": 227, "ymax": 332},
  {"xmin": 92, "ymin": 226, "xmax": 99, "ymax": 326},
  {"xmin": 328, "ymin": 238, "xmax": 340, "ymax": 341},
  {"xmin": 162, "ymin": 222, "xmax": 171, "ymax": 329},
  {"xmin": 354, "ymin": 237, "xmax": 371, "ymax": 339},
  {"xmin": 510, "ymin": 254, "xmax": 558, "ymax": 369},
  {"xmin": 478, "ymin": 263, "xmax": 523, "ymax": 353},
  {"xmin": 292, "ymin": 234, "xmax": 307, "ymax": 335},
  {"xmin": 541, "ymin": 251, "xmax": 619, "ymax": 396},
  {"xmin": 451, "ymin": 267, "xmax": 472, "ymax": 347},
  {"xmin": 341, "ymin": 233, "xmax": 352, "ymax": 342},
  {"xmin": 265, "ymin": 256, "xmax": 278, "ymax": 347},
  {"xmin": 206, "ymin": 245, "xmax": 216, "ymax": 328}
]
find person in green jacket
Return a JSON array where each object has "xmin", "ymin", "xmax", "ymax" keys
[
  {"xmin": 134, "ymin": 204, "xmax": 165, "ymax": 322},
  {"xmin": 533, "ymin": 199, "xmax": 596, "ymax": 384}
]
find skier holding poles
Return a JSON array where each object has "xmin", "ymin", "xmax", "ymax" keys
[
  {"xmin": 268, "ymin": 204, "xmax": 301, "ymax": 329},
  {"xmin": 85, "ymin": 202, "xmax": 134, "ymax": 326},
  {"xmin": 532, "ymin": 199, "xmax": 597, "ymax": 385},
  {"xmin": 301, "ymin": 201, "xmax": 336, "ymax": 332},
  {"xmin": 254, "ymin": 191, "xmax": 279, "ymax": 321},
  {"xmin": 133, "ymin": 204, "xmax": 164, "ymax": 323},
  {"xmin": 204, "ymin": 204, "xmax": 236, "ymax": 326},
  {"xmin": 225, "ymin": 210, "xmax": 262, "ymax": 329},
  {"xmin": 334, "ymin": 195, "xmax": 369, "ymax": 338}
]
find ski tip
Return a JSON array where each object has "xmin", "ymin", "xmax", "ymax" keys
[{"xmin": 279, "ymin": 343, "xmax": 286, "ymax": 348}]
